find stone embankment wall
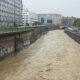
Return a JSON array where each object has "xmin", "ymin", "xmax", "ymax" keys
[
  {"xmin": 65, "ymin": 29, "xmax": 80, "ymax": 44},
  {"xmin": 0, "ymin": 25, "xmax": 59, "ymax": 59}
]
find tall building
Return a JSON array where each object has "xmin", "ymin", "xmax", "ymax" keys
[
  {"xmin": 22, "ymin": 9, "xmax": 38, "ymax": 26},
  {"xmin": 38, "ymin": 14, "xmax": 62, "ymax": 25},
  {"xmin": 0, "ymin": 0, "xmax": 23, "ymax": 27}
]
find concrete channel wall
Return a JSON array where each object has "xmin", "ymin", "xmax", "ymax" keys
[
  {"xmin": 0, "ymin": 25, "xmax": 59, "ymax": 59},
  {"xmin": 65, "ymin": 29, "xmax": 80, "ymax": 44}
]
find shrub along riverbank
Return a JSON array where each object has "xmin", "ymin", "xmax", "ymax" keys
[{"xmin": 0, "ymin": 27, "xmax": 35, "ymax": 33}]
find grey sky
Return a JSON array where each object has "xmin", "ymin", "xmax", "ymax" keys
[{"xmin": 23, "ymin": 0, "xmax": 80, "ymax": 17}]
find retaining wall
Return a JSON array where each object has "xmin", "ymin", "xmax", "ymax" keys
[
  {"xmin": 65, "ymin": 29, "xmax": 80, "ymax": 44},
  {"xmin": 0, "ymin": 25, "xmax": 59, "ymax": 59}
]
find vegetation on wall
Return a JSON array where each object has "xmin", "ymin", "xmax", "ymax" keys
[{"xmin": 0, "ymin": 27, "xmax": 35, "ymax": 33}]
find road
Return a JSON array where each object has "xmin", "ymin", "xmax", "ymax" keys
[{"xmin": 0, "ymin": 30, "xmax": 80, "ymax": 80}]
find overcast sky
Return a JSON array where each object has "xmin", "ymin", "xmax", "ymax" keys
[{"xmin": 23, "ymin": 0, "xmax": 80, "ymax": 18}]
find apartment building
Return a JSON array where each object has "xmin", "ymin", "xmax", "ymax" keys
[
  {"xmin": 22, "ymin": 9, "xmax": 38, "ymax": 26},
  {"xmin": 0, "ymin": 0, "xmax": 23, "ymax": 27},
  {"xmin": 38, "ymin": 14, "xmax": 62, "ymax": 25}
]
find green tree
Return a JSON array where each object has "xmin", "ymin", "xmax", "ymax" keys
[
  {"xmin": 33, "ymin": 22, "xmax": 43, "ymax": 25},
  {"xmin": 74, "ymin": 19, "xmax": 80, "ymax": 28}
]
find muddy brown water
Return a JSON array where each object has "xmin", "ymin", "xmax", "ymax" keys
[{"xmin": 0, "ymin": 30, "xmax": 80, "ymax": 80}]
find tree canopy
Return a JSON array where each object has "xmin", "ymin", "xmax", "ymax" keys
[
  {"xmin": 74, "ymin": 19, "xmax": 80, "ymax": 28},
  {"xmin": 33, "ymin": 22, "xmax": 43, "ymax": 25}
]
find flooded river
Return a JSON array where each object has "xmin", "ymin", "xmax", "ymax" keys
[{"xmin": 0, "ymin": 30, "xmax": 80, "ymax": 80}]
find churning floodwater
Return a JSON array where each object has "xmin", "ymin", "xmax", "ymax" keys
[{"xmin": 0, "ymin": 30, "xmax": 80, "ymax": 80}]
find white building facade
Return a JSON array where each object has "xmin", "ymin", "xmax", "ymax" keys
[
  {"xmin": 22, "ymin": 9, "xmax": 38, "ymax": 26},
  {"xmin": 38, "ymin": 14, "xmax": 62, "ymax": 25},
  {"xmin": 0, "ymin": 0, "xmax": 23, "ymax": 27}
]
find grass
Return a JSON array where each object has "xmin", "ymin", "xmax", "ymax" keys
[{"xmin": 0, "ymin": 26, "xmax": 36, "ymax": 33}]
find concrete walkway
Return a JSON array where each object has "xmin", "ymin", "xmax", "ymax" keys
[{"xmin": 0, "ymin": 30, "xmax": 80, "ymax": 80}]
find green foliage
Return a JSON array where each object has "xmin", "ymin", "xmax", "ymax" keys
[
  {"xmin": 33, "ymin": 22, "xmax": 43, "ymax": 25},
  {"xmin": 0, "ymin": 27, "xmax": 35, "ymax": 33},
  {"xmin": 74, "ymin": 19, "xmax": 80, "ymax": 28}
]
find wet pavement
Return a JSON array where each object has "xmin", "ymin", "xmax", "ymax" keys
[{"xmin": 0, "ymin": 30, "xmax": 80, "ymax": 80}]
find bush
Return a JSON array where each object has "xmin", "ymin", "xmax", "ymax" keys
[{"xmin": 74, "ymin": 19, "xmax": 80, "ymax": 28}]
